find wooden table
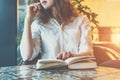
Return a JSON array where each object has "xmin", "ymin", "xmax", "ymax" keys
[{"xmin": 0, "ymin": 65, "xmax": 120, "ymax": 80}]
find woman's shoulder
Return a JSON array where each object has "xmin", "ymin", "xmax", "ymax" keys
[
  {"xmin": 31, "ymin": 19, "xmax": 46, "ymax": 29},
  {"xmin": 70, "ymin": 15, "xmax": 89, "ymax": 24},
  {"xmin": 31, "ymin": 19, "xmax": 40, "ymax": 26},
  {"xmin": 31, "ymin": 20, "xmax": 43, "ymax": 31},
  {"xmin": 75, "ymin": 15, "xmax": 89, "ymax": 21}
]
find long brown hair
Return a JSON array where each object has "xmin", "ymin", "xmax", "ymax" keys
[{"xmin": 37, "ymin": 0, "xmax": 79, "ymax": 24}]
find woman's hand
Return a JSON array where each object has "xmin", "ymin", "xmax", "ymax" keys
[
  {"xmin": 57, "ymin": 52, "xmax": 73, "ymax": 60},
  {"xmin": 56, "ymin": 51, "xmax": 92, "ymax": 60},
  {"xmin": 26, "ymin": 3, "xmax": 41, "ymax": 20}
]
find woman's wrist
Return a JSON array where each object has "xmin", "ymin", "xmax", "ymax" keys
[
  {"xmin": 24, "ymin": 16, "xmax": 33, "ymax": 25},
  {"xmin": 25, "ymin": 15, "xmax": 33, "ymax": 21},
  {"xmin": 72, "ymin": 52, "xmax": 92, "ymax": 57}
]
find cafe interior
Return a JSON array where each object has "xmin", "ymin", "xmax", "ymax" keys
[
  {"xmin": 17, "ymin": 0, "xmax": 120, "ymax": 67},
  {"xmin": 1, "ymin": 0, "xmax": 120, "ymax": 80}
]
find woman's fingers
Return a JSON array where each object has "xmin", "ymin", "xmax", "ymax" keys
[
  {"xmin": 29, "ymin": 3, "xmax": 41, "ymax": 12},
  {"xmin": 26, "ymin": 3, "xmax": 41, "ymax": 18},
  {"xmin": 62, "ymin": 52, "xmax": 72, "ymax": 60},
  {"xmin": 33, "ymin": 3, "xmax": 41, "ymax": 12},
  {"xmin": 62, "ymin": 52, "xmax": 67, "ymax": 60},
  {"xmin": 57, "ymin": 53, "xmax": 62, "ymax": 59},
  {"xmin": 57, "ymin": 52, "xmax": 73, "ymax": 60}
]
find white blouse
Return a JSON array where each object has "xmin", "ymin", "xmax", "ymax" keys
[{"xmin": 26, "ymin": 16, "xmax": 93, "ymax": 61}]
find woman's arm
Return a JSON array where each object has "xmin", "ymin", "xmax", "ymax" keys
[
  {"xmin": 77, "ymin": 16, "xmax": 93, "ymax": 56},
  {"xmin": 20, "ymin": 3, "xmax": 41, "ymax": 61},
  {"xmin": 57, "ymin": 51, "xmax": 91, "ymax": 60},
  {"xmin": 20, "ymin": 16, "xmax": 34, "ymax": 60},
  {"xmin": 57, "ymin": 16, "xmax": 93, "ymax": 60}
]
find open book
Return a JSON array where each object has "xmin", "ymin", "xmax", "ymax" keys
[{"xmin": 36, "ymin": 56, "xmax": 97, "ymax": 69}]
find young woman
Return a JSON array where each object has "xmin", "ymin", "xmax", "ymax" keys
[{"xmin": 20, "ymin": 0, "xmax": 93, "ymax": 63}]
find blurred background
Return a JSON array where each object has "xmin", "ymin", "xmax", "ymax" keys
[
  {"xmin": 0, "ymin": 0, "xmax": 16, "ymax": 67},
  {"xmin": 0, "ymin": 0, "xmax": 120, "ymax": 67},
  {"xmin": 1, "ymin": 0, "xmax": 120, "ymax": 67},
  {"xmin": 17, "ymin": 0, "xmax": 120, "ymax": 65}
]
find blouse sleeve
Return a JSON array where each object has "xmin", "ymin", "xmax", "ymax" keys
[
  {"xmin": 78, "ymin": 16, "xmax": 93, "ymax": 56},
  {"xmin": 29, "ymin": 20, "xmax": 42, "ymax": 61}
]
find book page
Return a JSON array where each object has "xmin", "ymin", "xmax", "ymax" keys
[
  {"xmin": 65, "ymin": 56, "xmax": 96, "ymax": 64},
  {"xmin": 37, "ymin": 59, "xmax": 65, "ymax": 64},
  {"xmin": 68, "ymin": 60, "xmax": 97, "ymax": 69},
  {"xmin": 36, "ymin": 59, "xmax": 67, "ymax": 69}
]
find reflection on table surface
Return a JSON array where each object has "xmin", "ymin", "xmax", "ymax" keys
[{"xmin": 0, "ymin": 65, "xmax": 120, "ymax": 80}]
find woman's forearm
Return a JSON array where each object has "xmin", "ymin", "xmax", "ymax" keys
[
  {"xmin": 72, "ymin": 52, "xmax": 93, "ymax": 57},
  {"xmin": 20, "ymin": 3, "xmax": 41, "ymax": 61},
  {"xmin": 20, "ymin": 17, "xmax": 34, "ymax": 61}
]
